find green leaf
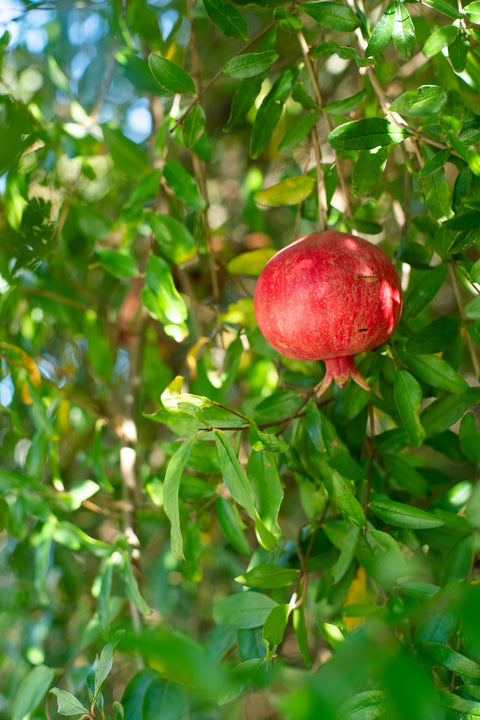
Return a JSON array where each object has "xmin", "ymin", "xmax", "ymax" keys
[
  {"xmin": 332, "ymin": 525, "xmax": 361, "ymax": 583},
  {"xmin": 102, "ymin": 125, "xmax": 150, "ymax": 179},
  {"xmin": 216, "ymin": 497, "xmax": 252, "ymax": 556},
  {"xmin": 292, "ymin": 605, "xmax": 312, "ymax": 667},
  {"xmin": 236, "ymin": 564, "xmax": 300, "ymax": 589},
  {"xmin": 148, "ymin": 214, "xmax": 197, "ymax": 265},
  {"xmin": 465, "ymin": 294, "xmax": 480, "ymax": 320},
  {"xmin": 340, "ymin": 690, "xmax": 388, "ymax": 720},
  {"xmin": 394, "ymin": 369, "xmax": 425, "ymax": 448},
  {"xmin": 163, "ymin": 436, "xmax": 195, "ymax": 560},
  {"xmin": 120, "ymin": 552, "xmax": 153, "ymax": 616},
  {"xmin": 423, "ymin": 169, "xmax": 453, "ymax": 222},
  {"xmin": 94, "ymin": 631, "xmax": 124, "ymax": 702},
  {"xmin": 116, "ymin": 49, "xmax": 163, "ymax": 95},
  {"xmin": 449, "ymin": 30, "xmax": 470, "ymax": 71},
  {"xmin": 464, "ymin": 0, "xmax": 480, "ymax": 23},
  {"xmin": 389, "ymin": 85, "xmax": 447, "ymax": 117},
  {"xmin": 403, "ymin": 265, "xmax": 448, "ymax": 320},
  {"xmin": 214, "ymin": 430, "xmax": 256, "ymax": 518},
  {"xmin": 323, "ymin": 89, "xmax": 366, "ymax": 115},
  {"xmin": 12, "ymin": 665, "xmax": 55, "ymax": 720},
  {"xmin": 250, "ymin": 69, "xmax": 296, "ymax": 158},
  {"xmin": 421, "ymin": 388, "xmax": 480, "ymax": 438},
  {"xmin": 301, "ymin": 2, "xmax": 361, "ymax": 31},
  {"xmin": 405, "ymin": 316, "xmax": 459, "ymax": 355},
  {"xmin": 401, "ymin": 353, "xmax": 469, "ymax": 393},
  {"xmin": 359, "ymin": 528, "xmax": 407, "ymax": 587},
  {"xmin": 370, "ymin": 495, "xmax": 444, "ymax": 529},
  {"xmin": 262, "ymin": 604, "xmax": 289, "ymax": 648},
  {"xmin": 224, "ymin": 51, "xmax": 278, "ymax": 78},
  {"xmin": 459, "ymin": 412, "xmax": 480, "ymax": 463},
  {"xmin": 417, "ymin": 642, "xmax": 480, "ymax": 679},
  {"xmin": 163, "ymin": 160, "xmax": 206, "ymax": 211},
  {"xmin": 274, "ymin": 7, "xmax": 303, "ymax": 32},
  {"xmin": 328, "ymin": 118, "xmax": 410, "ymax": 150},
  {"xmin": 312, "ymin": 40, "xmax": 373, "ymax": 67},
  {"xmin": 420, "ymin": 0, "xmax": 461, "ymax": 18},
  {"xmin": 121, "ymin": 670, "xmax": 187, "ymax": 720},
  {"xmin": 254, "ymin": 176, "xmax": 316, "ymax": 206},
  {"xmin": 423, "ymin": 25, "xmax": 458, "ymax": 57},
  {"xmin": 278, "ymin": 112, "xmax": 320, "ymax": 152},
  {"xmin": 392, "ymin": 0, "xmax": 415, "ymax": 58},
  {"xmin": 182, "ymin": 103, "xmax": 206, "ymax": 148},
  {"xmin": 331, "ymin": 470, "xmax": 365, "ymax": 528},
  {"xmin": 382, "ymin": 453, "xmax": 431, "ymax": 496},
  {"xmin": 50, "ymin": 688, "xmax": 89, "ymax": 716},
  {"xmin": 365, "ymin": 2, "xmax": 395, "ymax": 55},
  {"xmin": 202, "ymin": 0, "xmax": 249, "ymax": 39},
  {"xmin": 352, "ymin": 147, "xmax": 388, "ymax": 196},
  {"xmin": 470, "ymin": 258, "xmax": 480, "ymax": 284},
  {"xmin": 247, "ymin": 421, "xmax": 289, "ymax": 451},
  {"xmin": 148, "ymin": 54, "xmax": 196, "ymax": 95},
  {"xmin": 213, "ymin": 591, "xmax": 277, "ymax": 628},
  {"xmin": 95, "ymin": 246, "xmax": 140, "ymax": 279},
  {"xmin": 227, "ymin": 248, "xmax": 276, "ymax": 276},
  {"xmin": 292, "ymin": 81, "xmax": 318, "ymax": 109},
  {"xmin": 225, "ymin": 74, "xmax": 264, "ymax": 131},
  {"xmin": 141, "ymin": 255, "xmax": 188, "ymax": 336},
  {"xmin": 247, "ymin": 450, "xmax": 283, "ymax": 542},
  {"xmin": 417, "ymin": 148, "xmax": 451, "ymax": 178}
]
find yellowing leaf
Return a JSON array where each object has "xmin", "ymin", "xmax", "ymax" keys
[
  {"xmin": 343, "ymin": 565, "xmax": 368, "ymax": 631},
  {"xmin": 254, "ymin": 176, "xmax": 315, "ymax": 207},
  {"xmin": 227, "ymin": 248, "xmax": 276, "ymax": 275}
]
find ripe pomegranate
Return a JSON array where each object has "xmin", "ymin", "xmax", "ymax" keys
[{"xmin": 253, "ymin": 231, "xmax": 403, "ymax": 395}]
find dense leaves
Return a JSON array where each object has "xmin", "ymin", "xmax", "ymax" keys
[{"xmin": 1, "ymin": 1, "xmax": 480, "ymax": 719}]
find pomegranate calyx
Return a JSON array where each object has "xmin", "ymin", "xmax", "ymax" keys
[{"xmin": 314, "ymin": 356, "xmax": 371, "ymax": 398}]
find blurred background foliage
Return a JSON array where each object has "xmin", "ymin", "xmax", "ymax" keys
[{"xmin": 2, "ymin": 0, "xmax": 480, "ymax": 718}]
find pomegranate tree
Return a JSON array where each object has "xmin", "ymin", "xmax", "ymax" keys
[{"xmin": 253, "ymin": 231, "xmax": 403, "ymax": 395}]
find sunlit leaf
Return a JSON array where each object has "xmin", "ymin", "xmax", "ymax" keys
[
  {"xmin": 254, "ymin": 176, "xmax": 316, "ymax": 206},
  {"xmin": 164, "ymin": 436, "xmax": 196, "ymax": 560},
  {"xmin": 213, "ymin": 591, "xmax": 277, "ymax": 628},
  {"xmin": 365, "ymin": 2, "xmax": 395, "ymax": 55},
  {"xmin": 389, "ymin": 86, "xmax": 447, "ymax": 117},
  {"xmin": 369, "ymin": 495, "xmax": 444, "ymax": 529},
  {"xmin": 328, "ymin": 118, "xmax": 410, "ymax": 150}
]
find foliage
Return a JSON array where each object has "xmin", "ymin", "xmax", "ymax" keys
[{"xmin": 1, "ymin": 0, "xmax": 480, "ymax": 718}]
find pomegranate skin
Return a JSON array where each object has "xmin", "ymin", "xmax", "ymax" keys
[{"xmin": 253, "ymin": 231, "xmax": 402, "ymax": 366}]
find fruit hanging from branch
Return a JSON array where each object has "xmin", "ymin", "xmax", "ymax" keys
[{"xmin": 253, "ymin": 231, "xmax": 403, "ymax": 396}]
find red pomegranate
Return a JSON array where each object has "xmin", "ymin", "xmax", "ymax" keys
[{"xmin": 253, "ymin": 231, "xmax": 403, "ymax": 395}]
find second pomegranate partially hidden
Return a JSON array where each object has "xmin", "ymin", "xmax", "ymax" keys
[{"xmin": 253, "ymin": 230, "xmax": 403, "ymax": 395}]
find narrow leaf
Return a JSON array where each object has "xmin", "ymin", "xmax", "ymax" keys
[
  {"xmin": 365, "ymin": 2, "xmax": 395, "ymax": 55},
  {"xmin": 394, "ymin": 369, "xmax": 425, "ymax": 448},
  {"xmin": 216, "ymin": 497, "xmax": 252, "ymax": 556},
  {"xmin": 369, "ymin": 496, "xmax": 444, "ymax": 529},
  {"xmin": 278, "ymin": 112, "xmax": 319, "ymax": 152},
  {"xmin": 392, "ymin": 0, "xmax": 415, "ymax": 58},
  {"xmin": 214, "ymin": 429, "xmax": 255, "ymax": 517},
  {"xmin": 224, "ymin": 51, "xmax": 278, "ymax": 78},
  {"xmin": 401, "ymin": 353, "xmax": 469, "ymax": 393},
  {"xmin": 403, "ymin": 264, "xmax": 448, "ymax": 320},
  {"xmin": 182, "ymin": 103, "xmax": 206, "ymax": 148},
  {"xmin": 332, "ymin": 525, "xmax": 361, "ymax": 583},
  {"xmin": 163, "ymin": 436, "xmax": 196, "ymax": 559},
  {"xmin": 102, "ymin": 125, "xmax": 150, "ymax": 179},
  {"xmin": 148, "ymin": 54, "xmax": 196, "ymax": 95},
  {"xmin": 331, "ymin": 470, "xmax": 365, "ymax": 528},
  {"xmin": 417, "ymin": 641, "xmax": 480, "ymax": 679},
  {"xmin": 236, "ymin": 564, "xmax": 300, "ymax": 589}
]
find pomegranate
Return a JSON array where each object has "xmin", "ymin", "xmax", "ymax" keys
[{"xmin": 253, "ymin": 231, "xmax": 403, "ymax": 395}]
